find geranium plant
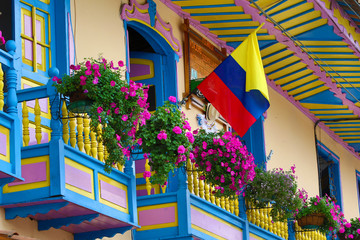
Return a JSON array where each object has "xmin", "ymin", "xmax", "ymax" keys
[
  {"xmin": 244, "ymin": 166, "xmax": 302, "ymax": 222},
  {"xmin": 191, "ymin": 129, "xmax": 256, "ymax": 198},
  {"xmin": 137, "ymin": 96, "xmax": 192, "ymax": 185},
  {"xmin": 337, "ymin": 217, "xmax": 360, "ymax": 240},
  {"xmin": 295, "ymin": 194, "xmax": 342, "ymax": 234},
  {"xmin": 53, "ymin": 57, "xmax": 150, "ymax": 170}
]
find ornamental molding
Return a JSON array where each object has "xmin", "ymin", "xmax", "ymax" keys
[{"xmin": 121, "ymin": 0, "xmax": 182, "ymax": 57}]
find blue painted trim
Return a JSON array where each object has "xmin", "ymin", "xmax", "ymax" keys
[
  {"xmin": 356, "ymin": 170, "xmax": 360, "ymax": 215},
  {"xmin": 273, "ymin": 67, "xmax": 308, "ymax": 82},
  {"xmin": 21, "ymin": 143, "xmax": 50, "ymax": 158},
  {"xmin": 137, "ymin": 192, "xmax": 177, "ymax": 207},
  {"xmin": 191, "ymin": 228, "xmax": 220, "ymax": 240},
  {"xmin": 1, "ymin": 187, "xmax": 53, "ymax": 206},
  {"xmin": 180, "ymin": 4, "xmax": 235, "ymax": 9},
  {"xmin": 38, "ymin": 214, "xmax": 99, "ymax": 231},
  {"xmin": 134, "ymin": 227, "xmax": 178, "ymax": 240},
  {"xmin": 16, "ymin": 86, "xmax": 48, "ymax": 102},
  {"xmin": 74, "ymin": 226, "xmax": 133, "ymax": 240},
  {"xmin": 248, "ymin": 222, "xmax": 284, "ymax": 240},
  {"xmin": 5, "ymin": 202, "xmax": 68, "ymax": 220}
]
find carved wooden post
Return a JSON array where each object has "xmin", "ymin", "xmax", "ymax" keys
[{"xmin": 5, "ymin": 41, "xmax": 18, "ymax": 116}]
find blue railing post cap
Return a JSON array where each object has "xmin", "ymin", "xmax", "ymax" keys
[
  {"xmin": 48, "ymin": 67, "xmax": 59, "ymax": 78},
  {"xmin": 5, "ymin": 40, "xmax": 16, "ymax": 54}
]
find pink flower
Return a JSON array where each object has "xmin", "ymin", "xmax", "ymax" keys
[
  {"xmin": 339, "ymin": 228, "xmax": 345, "ymax": 233},
  {"xmin": 116, "ymin": 134, "xmax": 121, "ymax": 141},
  {"xmin": 80, "ymin": 75, "xmax": 87, "ymax": 85},
  {"xmin": 114, "ymin": 108, "xmax": 120, "ymax": 114},
  {"xmin": 107, "ymin": 109, "xmax": 111, "ymax": 115},
  {"xmin": 349, "ymin": 234, "xmax": 354, "ymax": 239},
  {"xmin": 173, "ymin": 126, "xmax": 182, "ymax": 134},
  {"xmin": 169, "ymin": 96, "xmax": 177, "ymax": 103},
  {"xmin": 121, "ymin": 87, "xmax": 128, "ymax": 93},
  {"xmin": 143, "ymin": 171, "xmax": 151, "ymax": 178},
  {"xmin": 110, "ymin": 81, "xmax": 116, "ymax": 87},
  {"xmin": 97, "ymin": 106, "xmax": 103, "ymax": 114},
  {"xmin": 202, "ymin": 141, "xmax": 207, "ymax": 150},
  {"xmin": 178, "ymin": 145, "xmax": 186, "ymax": 154},
  {"xmin": 85, "ymin": 69, "xmax": 92, "ymax": 75},
  {"xmin": 93, "ymin": 77, "xmax": 98, "ymax": 84},
  {"xmin": 110, "ymin": 102, "xmax": 116, "ymax": 108},
  {"xmin": 118, "ymin": 60, "xmax": 124, "ymax": 67},
  {"xmin": 186, "ymin": 132, "xmax": 194, "ymax": 143},
  {"xmin": 357, "ymin": 229, "xmax": 360, "ymax": 234},
  {"xmin": 346, "ymin": 222, "xmax": 352, "ymax": 228},
  {"xmin": 137, "ymin": 138, "xmax": 142, "ymax": 146},
  {"xmin": 199, "ymin": 176, "xmax": 205, "ymax": 180},
  {"xmin": 157, "ymin": 130, "xmax": 167, "ymax": 140},
  {"xmin": 84, "ymin": 89, "xmax": 88, "ymax": 93},
  {"xmin": 92, "ymin": 64, "xmax": 99, "ymax": 70},
  {"xmin": 98, "ymin": 116, "xmax": 101, "ymax": 122},
  {"xmin": 121, "ymin": 115, "xmax": 128, "ymax": 121}
]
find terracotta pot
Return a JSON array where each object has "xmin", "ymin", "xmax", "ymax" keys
[{"xmin": 297, "ymin": 213, "xmax": 325, "ymax": 230}]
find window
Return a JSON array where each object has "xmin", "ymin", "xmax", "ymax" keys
[{"xmin": 317, "ymin": 141, "xmax": 342, "ymax": 208}]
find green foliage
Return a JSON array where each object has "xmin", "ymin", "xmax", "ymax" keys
[
  {"xmin": 295, "ymin": 195, "xmax": 342, "ymax": 234},
  {"xmin": 244, "ymin": 167, "xmax": 302, "ymax": 222},
  {"xmin": 337, "ymin": 217, "xmax": 360, "ymax": 239},
  {"xmin": 53, "ymin": 57, "xmax": 149, "ymax": 169},
  {"xmin": 137, "ymin": 99, "xmax": 192, "ymax": 185}
]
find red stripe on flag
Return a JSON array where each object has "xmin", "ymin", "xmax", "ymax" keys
[{"xmin": 198, "ymin": 72, "xmax": 256, "ymax": 137}]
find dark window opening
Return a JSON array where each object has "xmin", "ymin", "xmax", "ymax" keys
[
  {"xmin": 0, "ymin": 0, "xmax": 12, "ymax": 51},
  {"xmin": 147, "ymin": 85, "xmax": 156, "ymax": 112},
  {"xmin": 128, "ymin": 27, "xmax": 154, "ymax": 53},
  {"xmin": 319, "ymin": 156, "xmax": 331, "ymax": 198}
]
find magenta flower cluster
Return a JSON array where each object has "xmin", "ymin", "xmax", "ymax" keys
[{"xmin": 191, "ymin": 129, "xmax": 256, "ymax": 197}]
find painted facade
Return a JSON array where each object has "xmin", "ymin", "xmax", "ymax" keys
[{"xmin": 1, "ymin": 0, "xmax": 360, "ymax": 239}]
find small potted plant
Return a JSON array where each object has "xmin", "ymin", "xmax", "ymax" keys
[
  {"xmin": 295, "ymin": 194, "xmax": 342, "ymax": 234},
  {"xmin": 53, "ymin": 57, "xmax": 150, "ymax": 170},
  {"xmin": 337, "ymin": 217, "xmax": 360, "ymax": 240},
  {"xmin": 191, "ymin": 129, "xmax": 256, "ymax": 198},
  {"xmin": 244, "ymin": 165, "xmax": 302, "ymax": 222},
  {"xmin": 137, "ymin": 96, "xmax": 192, "ymax": 186}
]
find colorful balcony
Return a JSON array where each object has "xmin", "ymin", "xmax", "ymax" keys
[
  {"xmin": 0, "ymin": 50, "xmax": 138, "ymax": 239},
  {"xmin": 0, "ymin": 41, "xmax": 22, "ymax": 185},
  {"xmin": 134, "ymin": 157, "xmax": 327, "ymax": 240}
]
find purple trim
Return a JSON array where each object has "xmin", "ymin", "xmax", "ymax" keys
[
  {"xmin": 9, "ymin": 162, "xmax": 47, "ymax": 186},
  {"xmin": 136, "ymin": 188, "xmax": 155, "ymax": 196},
  {"xmin": 121, "ymin": 0, "xmax": 183, "ymax": 57},
  {"xmin": 191, "ymin": 207, "xmax": 242, "ymax": 240},
  {"xmin": 129, "ymin": 64, "xmax": 151, "ymax": 78},
  {"xmin": 68, "ymin": 13, "xmax": 75, "ymax": 66},
  {"xmin": 235, "ymin": 0, "xmax": 360, "ymax": 162},
  {"xmin": 100, "ymin": 180, "xmax": 127, "ymax": 209},
  {"xmin": 0, "ymin": 132, "xmax": 7, "ymax": 156},
  {"xmin": 139, "ymin": 206, "xmax": 175, "ymax": 226},
  {"xmin": 159, "ymin": 0, "xmax": 232, "ymax": 53},
  {"xmin": 24, "ymin": 39, "xmax": 33, "ymax": 61},
  {"xmin": 311, "ymin": 0, "xmax": 360, "ymax": 55},
  {"xmin": 317, "ymin": 142, "xmax": 340, "ymax": 161},
  {"xmin": 24, "ymin": 15, "xmax": 32, "ymax": 37},
  {"xmin": 65, "ymin": 164, "xmax": 93, "ymax": 193},
  {"xmin": 135, "ymin": 159, "xmax": 146, "ymax": 174}
]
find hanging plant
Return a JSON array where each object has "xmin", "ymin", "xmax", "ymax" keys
[
  {"xmin": 244, "ymin": 166, "xmax": 302, "ymax": 222},
  {"xmin": 337, "ymin": 217, "xmax": 360, "ymax": 240},
  {"xmin": 53, "ymin": 57, "xmax": 150, "ymax": 170},
  {"xmin": 137, "ymin": 97, "xmax": 193, "ymax": 186},
  {"xmin": 295, "ymin": 195, "xmax": 342, "ymax": 234},
  {"xmin": 191, "ymin": 129, "xmax": 256, "ymax": 198}
]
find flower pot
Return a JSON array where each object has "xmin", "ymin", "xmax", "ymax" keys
[
  {"xmin": 338, "ymin": 232, "xmax": 360, "ymax": 240},
  {"xmin": 297, "ymin": 213, "xmax": 325, "ymax": 230},
  {"xmin": 67, "ymin": 91, "xmax": 93, "ymax": 114}
]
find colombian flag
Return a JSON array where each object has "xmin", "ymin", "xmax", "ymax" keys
[{"xmin": 197, "ymin": 27, "xmax": 269, "ymax": 137}]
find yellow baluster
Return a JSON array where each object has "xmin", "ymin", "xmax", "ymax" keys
[
  {"xmin": 192, "ymin": 163, "xmax": 199, "ymax": 196},
  {"xmin": 90, "ymin": 128, "xmax": 97, "ymax": 159},
  {"xmin": 161, "ymin": 184, "xmax": 167, "ymax": 193},
  {"xmin": 268, "ymin": 207, "xmax": 273, "ymax": 233},
  {"xmin": 34, "ymin": 99, "xmax": 42, "ymax": 144},
  {"xmin": 145, "ymin": 158, "xmax": 152, "ymax": 195},
  {"xmin": 263, "ymin": 206, "xmax": 269, "ymax": 231},
  {"xmin": 104, "ymin": 146, "xmax": 108, "ymax": 161},
  {"xmin": 22, "ymin": 102, "xmax": 30, "ymax": 146},
  {"xmin": 230, "ymin": 198, "xmax": 234, "ymax": 214},
  {"xmin": 83, "ymin": 116, "xmax": 91, "ymax": 155},
  {"xmin": 259, "ymin": 207, "xmax": 265, "ymax": 229},
  {"xmin": 204, "ymin": 181, "xmax": 210, "ymax": 202},
  {"xmin": 77, "ymin": 116, "xmax": 84, "ymax": 151},
  {"xmin": 255, "ymin": 208, "xmax": 261, "ymax": 227},
  {"xmin": 234, "ymin": 198, "xmax": 239, "ymax": 216},
  {"xmin": 220, "ymin": 196, "xmax": 225, "ymax": 210},
  {"xmin": 97, "ymin": 125, "xmax": 104, "ymax": 162},
  {"xmin": 61, "ymin": 102, "xmax": 69, "ymax": 144},
  {"xmin": 225, "ymin": 197, "xmax": 230, "ymax": 212},
  {"xmin": 69, "ymin": 112, "xmax": 76, "ymax": 148},
  {"xmin": 283, "ymin": 221, "xmax": 288, "ymax": 239},
  {"xmin": 210, "ymin": 186, "xmax": 215, "ymax": 204},
  {"xmin": 117, "ymin": 163, "xmax": 124, "ymax": 172},
  {"xmin": 215, "ymin": 196, "xmax": 220, "ymax": 207},
  {"xmin": 199, "ymin": 175, "xmax": 204, "ymax": 199},
  {"xmin": 277, "ymin": 220, "xmax": 281, "ymax": 237},
  {"xmin": 0, "ymin": 63, "xmax": 4, "ymax": 111},
  {"xmin": 187, "ymin": 159, "xmax": 193, "ymax": 194}
]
